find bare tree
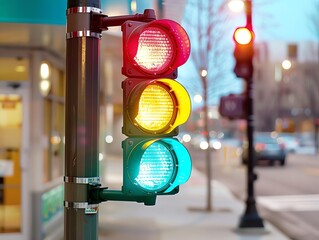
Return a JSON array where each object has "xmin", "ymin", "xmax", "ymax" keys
[
  {"xmin": 183, "ymin": 0, "xmax": 237, "ymax": 103},
  {"xmin": 183, "ymin": 0, "xmax": 232, "ymax": 211}
]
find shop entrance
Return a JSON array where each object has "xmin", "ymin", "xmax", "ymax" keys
[{"xmin": 0, "ymin": 88, "xmax": 28, "ymax": 239}]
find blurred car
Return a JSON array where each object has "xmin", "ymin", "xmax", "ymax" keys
[
  {"xmin": 277, "ymin": 134, "xmax": 299, "ymax": 153},
  {"xmin": 242, "ymin": 132, "xmax": 286, "ymax": 166}
]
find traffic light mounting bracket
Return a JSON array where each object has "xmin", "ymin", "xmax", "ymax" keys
[
  {"xmin": 88, "ymin": 184, "xmax": 179, "ymax": 206},
  {"xmin": 91, "ymin": 9, "xmax": 156, "ymax": 32},
  {"xmin": 89, "ymin": 184, "xmax": 157, "ymax": 206}
]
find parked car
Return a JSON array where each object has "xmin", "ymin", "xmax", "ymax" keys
[{"xmin": 242, "ymin": 132, "xmax": 286, "ymax": 166}]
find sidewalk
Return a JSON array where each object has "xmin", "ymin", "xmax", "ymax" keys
[{"xmin": 98, "ymin": 155, "xmax": 289, "ymax": 240}]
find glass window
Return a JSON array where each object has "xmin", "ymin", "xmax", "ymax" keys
[
  {"xmin": 43, "ymin": 68, "xmax": 65, "ymax": 183},
  {"xmin": 0, "ymin": 57, "xmax": 29, "ymax": 81},
  {"xmin": 0, "ymin": 94, "xmax": 23, "ymax": 233}
]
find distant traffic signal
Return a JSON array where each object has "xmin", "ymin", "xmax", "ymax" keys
[
  {"xmin": 121, "ymin": 19, "xmax": 192, "ymax": 200},
  {"xmin": 233, "ymin": 26, "xmax": 254, "ymax": 79}
]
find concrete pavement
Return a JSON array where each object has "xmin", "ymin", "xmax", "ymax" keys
[{"xmin": 97, "ymin": 154, "xmax": 289, "ymax": 240}]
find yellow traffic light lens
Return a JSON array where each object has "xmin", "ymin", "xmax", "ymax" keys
[
  {"xmin": 135, "ymin": 84, "xmax": 175, "ymax": 132},
  {"xmin": 135, "ymin": 141, "xmax": 175, "ymax": 191},
  {"xmin": 134, "ymin": 27, "xmax": 174, "ymax": 74},
  {"xmin": 234, "ymin": 27, "xmax": 253, "ymax": 45}
]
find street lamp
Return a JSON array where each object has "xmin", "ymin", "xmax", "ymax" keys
[
  {"xmin": 277, "ymin": 59, "xmax": 292, "ymax": 119},
  {"xmin": 282, "ymin": 59, "xmax": 292, "ymax": 70},
  {"xmin": 199, "ymin": 68, "xmax": 213, "ymax": 211},
  {"xmin": 228, "ymin": 0, "xmax": 245, "ymax": 13},
  {"xmin": 194, "ymin": 94, "xmax": 203, "ymax": 103},
  {"xmin": 200, "ymin": 69, "xmax": 208, "ymax": 78}
]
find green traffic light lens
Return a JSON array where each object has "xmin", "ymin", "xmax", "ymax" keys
[
  {"xmin": 123, "ymin": 138, "xmax": 192, "ymax": 195},
  {"xmin": 135, "ymin": 142, "xmax": 175, "ymax": 192}
]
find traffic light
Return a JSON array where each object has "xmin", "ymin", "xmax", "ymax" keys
[
  {"xmin": 121, "ymin": 19, "xmax": 192, "ymax": 199},
  {"xmin": 233, "ymin": 26, "xmax": 254, "ymax": 79}
]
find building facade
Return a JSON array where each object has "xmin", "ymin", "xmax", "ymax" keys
[{"xmin": 254, "ymin": 41, "xmax": 319, "ymax": 133}]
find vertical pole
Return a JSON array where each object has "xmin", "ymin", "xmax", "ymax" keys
[
  {"xmin": 157, "ymin": 0, "xmax": 164, "ymax": 19},
  {"xmin": 239, "ymin": 0, "xmax": 264, "ymax": 228},
  {"xmin": 65, "ymin": 0, "xmax": 101, "ymax": 239},
  {"xmin": 203, "ymin": 76, "xmax": 212, "ymax": 212}
]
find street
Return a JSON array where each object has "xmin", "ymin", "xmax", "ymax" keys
[{"xmin": 190, "ymin": 144, "xmax": 319, "ymax": 240}]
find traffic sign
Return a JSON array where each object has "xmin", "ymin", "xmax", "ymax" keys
[{"xmin": 219, "ymin": 94, "xmax": 246, "ymax": 119}]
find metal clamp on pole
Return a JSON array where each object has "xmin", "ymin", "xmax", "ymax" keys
[
  {"xmin": 64, "ymin": 176, "xmax": 101, "ymax": 184},
  {"xmin": 64, "ymin": 201, "xmax": 99, "ymax": 215},
  {"xmin": 64, "ymin": 176, "xmax": 101, "ymax": 214},
  {"xmin": 66, "ymin": 6, "xmax": 102, "ymax": 39}
]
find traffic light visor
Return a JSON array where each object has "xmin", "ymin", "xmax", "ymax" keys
[
  {"xmin": 127, "ymin": 78, "xmax": 191, "ymax": 134},
  {"xmin": 125, "ymin": 19, "xmax": 190, "ymax": 76},
  {"xmin": 233, "ymin": 27, "xmax": 254, "ymax": 45}
]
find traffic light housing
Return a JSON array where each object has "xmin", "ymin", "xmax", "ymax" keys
[
  {"xmin": 122, "ymin": 19, "xmax": 190, "ymax": 79},
  {"xmin": 233, "ymin": 26, "xmax": 254, "ymax": 79},
  {"xmin": 121, "ymin": 19, "xmax": 192, "ymax": 199},
  {"xmin": 122, "ymin": 78, "xmax": 191, "ymax": 137},
  {"xmin": 122, "ymin": 138, "xmax": 191, "ymax": 196}
]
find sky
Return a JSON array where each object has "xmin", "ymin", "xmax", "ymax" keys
[
  {"xmin": 253, "ymin": 0, "xmax": 318, "ymax": 42},
  {"xmin": 178, "ymin": 0, "xmax": 319, "ymax": 108}
]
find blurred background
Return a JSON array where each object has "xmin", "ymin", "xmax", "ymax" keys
[{"xmin": 0, "ymin": 0, "xmax": 318, "ymax": 239}]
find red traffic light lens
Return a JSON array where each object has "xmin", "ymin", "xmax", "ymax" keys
[
  {"xmin": 233, "ymin": 27, "xmax": 253, "ymax": 45},
  {"xmin": 133, "ymin": 26, "xmax": 174, "ymax": 74},
  {"xmin": 125, "ymin": 19, "xmax": 190, "ymax": 76}
]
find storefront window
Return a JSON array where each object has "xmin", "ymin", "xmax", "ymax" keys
[
  {"xmin": 0, "ymin": 57, "xmax": 29, "ymax": 81},
  {"xmin": 43, "ymin": 67, "xmax": 65, "ymax": 183},
  {"xmin": 0, "ymin": 94, "xmax": 23, "ymax": 233}
]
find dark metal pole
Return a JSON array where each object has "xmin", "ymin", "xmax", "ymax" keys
[
  {"xmin": 65, "ymin": 0, "xmax": 101, "ymax": 239},
  {"xmin": 239, "ymin": 0, "xmax": 264, "ymax": 228}
]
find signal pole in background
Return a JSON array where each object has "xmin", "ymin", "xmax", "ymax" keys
[{"xmin": 238, "ymin": 0, "xmax": 264, "ymax": 228}]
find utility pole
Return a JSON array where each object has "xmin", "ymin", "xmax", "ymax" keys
[
  {"xmin": 238, "ymin": 0, "xmax": 264, "ymax": 228},
  {"xmin": 64, "ymin": 0, "xmax": 101, "ymax": 239}
]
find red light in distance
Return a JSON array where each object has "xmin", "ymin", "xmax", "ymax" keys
[{"xmin": 233, "ymin": 27, "xmax": 253, "ymax": 45}]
